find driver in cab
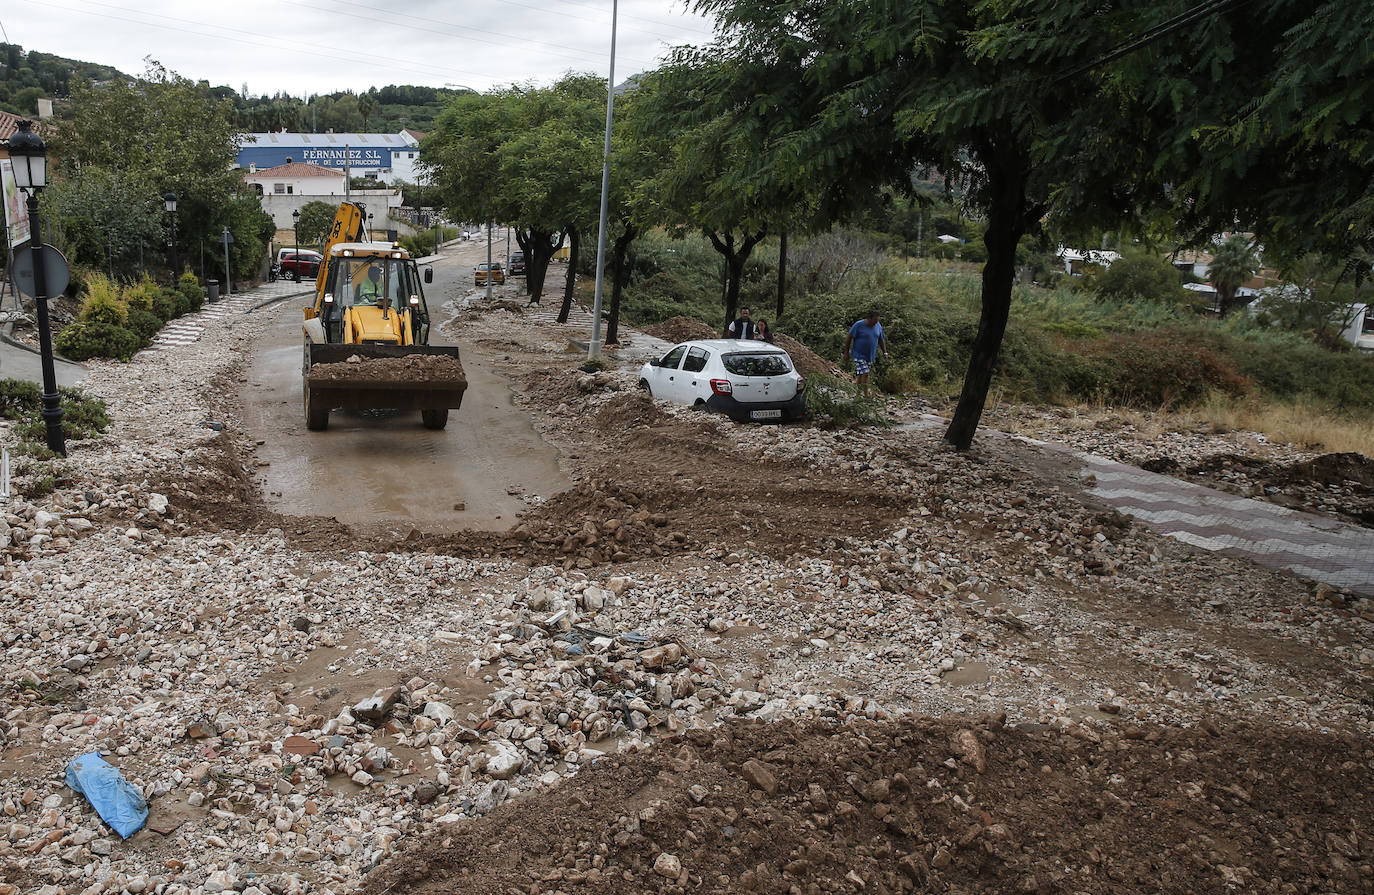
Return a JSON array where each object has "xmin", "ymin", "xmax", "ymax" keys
[{"xmin": 355, "ymin": 265, "xmax": 384, "ymax": 304}]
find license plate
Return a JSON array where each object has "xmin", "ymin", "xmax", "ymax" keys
[{"xmin": 750, "ymin": 409, "xmax": 783, "ymax": 420}]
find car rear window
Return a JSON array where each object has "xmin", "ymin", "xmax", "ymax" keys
[{"xmin": 722, "ymin": 352, "xmax": 792, "ymax": 376}]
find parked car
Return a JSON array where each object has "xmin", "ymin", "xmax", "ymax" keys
[
  {"xmin": 509, "ymin": 251, "xmax": 526, "ymax": 276},
  {"xmin": 278, "ymin": 250, "xmax": 323, "ymax": 279},
  {"xmin": 475, "ymin": 261, "xmax": 505, "ymax": 286},
  {"xmin": 638, "ymin": 339, "xmax": 806, "ymax": 422}
]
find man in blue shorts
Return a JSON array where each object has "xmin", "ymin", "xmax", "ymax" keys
[{"xmin": 844, "ymin": 310, "xmax": 888, "ymax": 395}]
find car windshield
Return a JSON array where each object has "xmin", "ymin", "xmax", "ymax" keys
[{"xmin": 722, "ymin": 352, "xmax": 792, "ymax": 376}]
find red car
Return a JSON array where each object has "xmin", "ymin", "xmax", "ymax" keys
[{"xmin": 279, "ymin": 250, "xmax": 323, "ymax": 278}]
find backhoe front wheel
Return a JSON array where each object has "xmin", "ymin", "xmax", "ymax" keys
[
  {"xmin": 304, "ymin": 386, "xmax": 329, "ymax": 431},
  {"xmin": 420, "ymin": 408, "xmax": 449, "ymax": 430}
]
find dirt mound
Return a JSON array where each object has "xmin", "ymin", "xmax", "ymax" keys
[
  {"xmin": 774, "ymin": 332, "xmax": 845, "ymax": 379},
  {"xmin": 593, "ymin": 392, "xmax": 668, "ymax": 431},
  {"xmin": 1294, "ymin": 451, "xmax": 1374, "ymax": 487},
  {"xmin": 308, "ymin": 354, "xmax": 467, "ymax": 385},
  {"xmin": 366, "ymin": 716, "xmax": 1373, "ymax": 895},
  {"xmin": 642, "ymin": 316, "xmax": 719, "ymax": 344}
]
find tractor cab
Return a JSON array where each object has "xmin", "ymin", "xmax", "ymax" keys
[{"xmin": 314, "ymin": 244, "xmax": 433, "ymax": 345}]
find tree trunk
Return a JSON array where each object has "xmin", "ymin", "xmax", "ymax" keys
[
  {"xmin": 606, "ymin": 222, "xmax": 636, "ymax": 345},
  {"xmin": 943, "ymin": 142, "xmax": 1032, "ymax": 451},
  {"xmin": 706, "ymin": 229, "xmax": 765, "ymax": 327},
  {"xmin": 776, "ymin": 228, "xmax": 787, "ymax": 320},
  {"xmin": 557, "ymin": 227, "xmax": 580, "ymax": 324},
  {"xmin": 524, "ymin": 228, "xmax": 563, "ymax": 304}
]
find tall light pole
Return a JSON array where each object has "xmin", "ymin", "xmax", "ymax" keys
[
  {"xmin": 163, "ymin": 191, "xmax": 179, "ymax": 276},
  {"xmin": 587, "ymin": 0, "xmax": 619, "ymax": 361},
  {"xmin": 485, "ymin": 220, "xmax": 494, "ymax": 300},
  {"xmin": 292, "ymin": 208, "xmax": 302, "ymax": 282},
  {"xmin": 6, "ymin": 120, "xmax": 66, "ymax": 456}
]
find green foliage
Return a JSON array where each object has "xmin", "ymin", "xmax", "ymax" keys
[
  {"xmin": 40, "ymin": 168, "xmax": 163, "ymax": 279},
  {"xmin": 803, "ymin": 374, "xmax": 891, "ymax": 429},
  {"xmin": 54, "ymin": 322, "xmax": 141, "ymax": 362},
  {"xmin": 179, "ymin": 273, "xmax": 205, "ymax": 314},
  {"xmin": 0, "ymin": 378, "xmax": 111, "ymax": 444},
  {"xmin": 125, "ymin": 307, "xmax": 164, "ymax": 344},
  {"xmin": 77, "ymin": 274, "xmax": 128, "ymax": 327},
  {"xmin": 1210, "ymin": 235, "xmax": 1261, "ymax": 313},
  {"xmin": 1092, "ymin": 251, "xmax": 1189, "ymax": 305},
  {"xmin": 295, "ymin": 201, "xmax": 337, "ymax": 245},
  {"xmin": 123, "ymin": 274, "xmax": 159, "ymax": 313},
  {"xmin": 153, "ymin": 288, "xmax": 180, "ymax": 321},
  {"xmin": 0, "ymin": 42, "xmax": 127, "ymax": 113}
]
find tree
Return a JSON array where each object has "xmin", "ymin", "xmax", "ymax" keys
[
  {"xmin": 53, "ymin": 62, "xmax": 248, "ymax": 279},
  {"xmin": 1210, "ymin": 235, "xmax": 1261, "ymax": 315},
  {"xmin": 1092, "ymin": 250, "xmax": 1189, "ymax": 305},
  {"xmin": 422, "ymin": 75, "xmax": 605, "ymax": 304},
  {"xmin": 627, "ymin": 63, "xmax": 792, "ymax": 326},
  {"xmin": 691, "ymin": 0, "xmax": 1373, "ymax": 448},
  {"xmin": 42, "ymin": 168, "xmax": 162, "ymax": 279},
  {"xmin": 295, "ymin": 201, "xmax": 337, "ymax": 246}
]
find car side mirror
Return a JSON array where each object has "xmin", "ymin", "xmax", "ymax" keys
[
  {"xmin": 648, "ymin": 358, "xmax": 660, "ymax": 367},
  {"xmin": 424, "ymin": 268, "xmax": 433, "ymax": 284}
]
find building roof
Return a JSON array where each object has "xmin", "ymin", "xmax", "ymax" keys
[
  {"xmin": 402, "ymin": 128, "xmax": 426, "ymax": 142},
  {"xmin": 0, "ymin": 110, "xmax": 54, "ymax": 142},
  {"xmin": 244, "ymin": 162, "xmax": 343, "ymax": 178},
  {"xmin": 241, "ymin": 130, "xmax": 420, "ymax": 149}
]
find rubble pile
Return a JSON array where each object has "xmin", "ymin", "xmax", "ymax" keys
[{"xmin": 0, "ymin": 291, "xmax": 1368, "ymax": 894}]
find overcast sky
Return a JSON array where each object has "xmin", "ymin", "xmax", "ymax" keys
[{"xmin": 4, "ymin": 0, "xmax": 718, "ymax": 97}]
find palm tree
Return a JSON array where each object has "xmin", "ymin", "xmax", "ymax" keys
[{"xmin": 1210, "ymin": 235, "xmax": 1261, "ymax": 315}]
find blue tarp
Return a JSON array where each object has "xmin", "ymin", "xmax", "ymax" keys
[{"xmin": 65, "ymin": 752, "xmax": 148, "ymax": 838}]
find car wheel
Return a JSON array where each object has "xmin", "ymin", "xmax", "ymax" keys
[
  {"xmin": 420, "ymin": 408, "xmax": 449, "ymax": 430},
  {"xmin": 638, "ymin": 379, "xmax": 651, "ymax": 393},
  {"xmin": 693, "ymin": 400, "xmax": 708, "ymax": 412}
]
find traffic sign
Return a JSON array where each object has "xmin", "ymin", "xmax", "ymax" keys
[{"xmin": 12, "ymin": 245, "xmax": 71, "ymax": 299}]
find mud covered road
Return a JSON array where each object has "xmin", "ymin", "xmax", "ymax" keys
[{"xmin": 238, "ymin": 242, "xmax": 569, "ymax": 532}]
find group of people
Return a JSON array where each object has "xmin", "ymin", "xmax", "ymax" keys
[
  {"xmin": 726, "ymin": 305, "xmax": 889, "ymax": 395},
  {"xmin": 722, "ymin": 306, "xmax": 775, "ymax": 343}
]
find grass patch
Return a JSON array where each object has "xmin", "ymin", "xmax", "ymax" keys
[{"xmin": 0, "ymin": 378, "xmax": 111, "ymax": 454}]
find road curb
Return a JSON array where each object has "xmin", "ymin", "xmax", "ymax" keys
[
  {"xmin": 0, "ymin": 319, "xmax": 84, "ymax": 367},
  {"xmin": 245, "ymin": 289, "xmax": 314, "ymax": 313}
]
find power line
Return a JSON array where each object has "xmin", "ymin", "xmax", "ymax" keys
[{"xmin": 1054, "ymin": 0, "xmax": 1259, "ymax": 83}]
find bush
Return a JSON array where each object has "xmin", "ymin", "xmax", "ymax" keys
[
  {"xmin": 77, "ymin": 274, "xmax": 128, "ymax": 327},
  {"xmin": 126, "ymin": 307, "xmax": 164, "ymax": 344},
  {"xmin": 124, "ymin": 274, "xmax": 160, "ymax": 314},
  {"xmin": 53, "ymin": 321, "xmax": 141, "ymax": 362},
  {"xmin": 804, "ymin": 373, "xmax": 892, "ymax": 428},
  {"xmin": 153, "ymin": 287, "xmax": 180, "ymax": 321},
  {"xmin": 1072, "ymin": 333, "xmax": 1250, "ymax": 408},
  {"xmin": 0, "ymin": 378, "xmax": 111, "ymax": 445},
  {"xmin": 178, "ymin": 271, "xmax": 205, "ymax": 313},
  {"xmin": 1092, "ymin": 251, "xmax": 1189, "ymax": 305}
]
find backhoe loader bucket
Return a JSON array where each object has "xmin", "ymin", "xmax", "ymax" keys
[{"xmin": 303, "ymin": 343, "xmax": 466, "ymax": 431}]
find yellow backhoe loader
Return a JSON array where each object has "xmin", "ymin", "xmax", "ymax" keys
[{"xmin": 301, "ymin": 202, "xmax": 465, "ymax": 431}]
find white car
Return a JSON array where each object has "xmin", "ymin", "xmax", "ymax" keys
[{"xmin": 638, "ymin": 339, "xmax": 806, "ymax": 422}]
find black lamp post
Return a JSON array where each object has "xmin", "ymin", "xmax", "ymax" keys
[
  {"xmin": 7, "ymin": 120, "xmax": 66, "ymax": 456},
  {"xmin": 291, "ymin": 208, "xmax": 301, "ymax": 282},
  {"xmin": 163, "ymin": 191, "xmax": 179, "ymax": 277}
]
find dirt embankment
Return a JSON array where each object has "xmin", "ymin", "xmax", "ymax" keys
[{"xmin": 369, "ymin": 716, "xmax": 1374, "ymax": 895}]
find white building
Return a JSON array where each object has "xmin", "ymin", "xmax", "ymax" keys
[
  {"xmin": 241, "ymin": 161, "xmax": 403, "ymax": 240},
  {"xmin": 235, "ymin": 130, "xmax": 426, "ymax": 185}
]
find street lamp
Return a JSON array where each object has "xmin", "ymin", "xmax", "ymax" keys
[
  {"xmin": 163, "ymin": 191, "xmax": 179, "ymax": 276},
  {"xmin": 292, "ymin": 208, "xmax": 301, "ymax": 282},
  {"xmin": 6, "ymin": 120, "xmax": 66, "ymax": 456}
]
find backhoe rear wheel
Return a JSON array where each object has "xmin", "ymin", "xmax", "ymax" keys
[{"xmin": 420, "ymin": 408, "xmax": 449, "ymax": 430}]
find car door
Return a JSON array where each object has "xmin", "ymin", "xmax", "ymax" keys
[
  {"xmin": 648, "ymin": 345, "xmax": 687, "ymax": 400},
  {"xmin": 678, "ymin": 346, "xmax": 712, "ymax": 403}
]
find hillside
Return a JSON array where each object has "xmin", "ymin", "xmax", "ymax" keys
[{"xmin": 0, "ymin": 42, "xmax": 129, "ymax": 115}]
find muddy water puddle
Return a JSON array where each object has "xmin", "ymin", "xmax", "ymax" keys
[{"xmin": 239, "ymin": 294, "xmax": 569, "ymax": 533}]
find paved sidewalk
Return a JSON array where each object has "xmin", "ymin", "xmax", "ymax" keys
[
  {"xmin": 143, "ymin": 280, "xmax": 312, "ymax": 353},
  {"xmin": 1078, "ymin": 452, "xmax": 1374, "ymax": 596}
]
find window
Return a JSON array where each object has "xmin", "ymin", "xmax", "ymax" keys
[
  {"xmin": 659, "ymin": 346, "xmax": 686, "ymax": 369},
  {"xmin": 273, "ymin": 183, "xmax": 286, "ymax": 194},
  {"xmin": 683, "ymin": 347, "xmax": 710, "ymax": 373},
  {"xmin": 722, "ymin": 352, "xmax": 791, "ymax": 376}
]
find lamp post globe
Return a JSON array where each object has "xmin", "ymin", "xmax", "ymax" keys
[
  {"xmin": 292, "ymin": 208, "xmax": 301, "ymax": 283},
  {"xmin": 5, "ymin": 120, "xmax": 66, "ymax": 456},
  {"xmin": 163, "ymin": 191, "xmax": 180, "ymax": 276}
]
